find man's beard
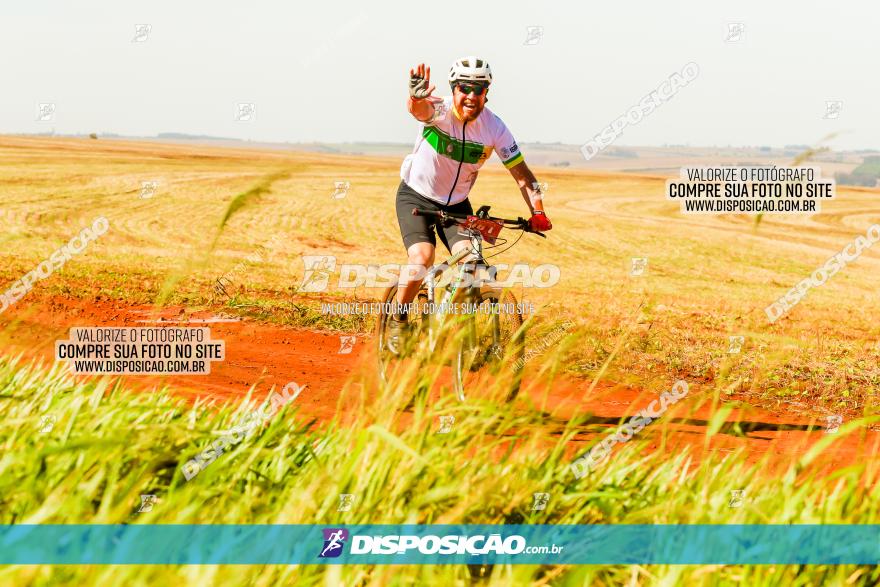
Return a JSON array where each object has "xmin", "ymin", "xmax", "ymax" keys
[{"xmin": 458, "ymin": 101, "xmax": 483, "ymax": 120}]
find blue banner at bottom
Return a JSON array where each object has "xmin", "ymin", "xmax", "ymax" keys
[{"xmin": 1, "ymin": 525, "xmax": 878, "ymax": 565}]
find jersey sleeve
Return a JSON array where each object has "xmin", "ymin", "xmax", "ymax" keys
[{"xmin": 492, "ymin": 116, "xmax": 524, "ymax": 168}]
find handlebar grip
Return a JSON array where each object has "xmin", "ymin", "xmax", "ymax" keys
[
  {"xmin": 522, "ymin": 225, "xmax": 548, "ymax": 238},
  {"xmin": 517, "ymin": 217, "xmax": 549, "ymax": 238}
]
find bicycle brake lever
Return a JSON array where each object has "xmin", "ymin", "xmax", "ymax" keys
[{"xmin": 516, "ymin": 218, "xmax": 547, "ymax": 238}]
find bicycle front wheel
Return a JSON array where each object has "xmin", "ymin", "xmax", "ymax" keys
[{"xmin": 453, "ymin": 287, "xmax": 525, "ymax": 403}]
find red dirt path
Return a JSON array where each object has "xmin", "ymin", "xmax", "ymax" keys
[{"xmin": 2, "ymin": 296, "xmax": 878, "ymax": 476}]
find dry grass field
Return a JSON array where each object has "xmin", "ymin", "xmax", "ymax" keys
[{"xmin": 2, "ymin": 135, "xmax": 879, "ymax": 416}]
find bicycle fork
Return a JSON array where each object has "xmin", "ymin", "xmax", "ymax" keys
[{"xmin": 423, "ymin": 232, "xmax": 486, "ymax": 354}]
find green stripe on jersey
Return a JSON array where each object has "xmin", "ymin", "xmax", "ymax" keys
[
  {"xmin": 502, "ymin": 152, "xmax": 524, "ymax": 168},
  {"xmin": 422, "ymin": 126, "xmax": 490, "ymax": 164}
]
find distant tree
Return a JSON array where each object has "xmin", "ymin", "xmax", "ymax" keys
[
  {"xmin": 835, "ymin": 172, "xmax": 879, "ymax": 187},
  {"xmin": 837, "ymin": 156, "xmax": 880, "ymax": 186},
  {"xmin": 89, "ymin": 133, "xmax": 98, "ymax": 140},
  {"xmin": 607, "ymin": 149, "xmax": 637, "ymax": 158}
]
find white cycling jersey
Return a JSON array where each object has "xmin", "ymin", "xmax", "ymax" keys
[{"xmin": 400, "ymin": 96, "xmax": 524, "ymax": 206}]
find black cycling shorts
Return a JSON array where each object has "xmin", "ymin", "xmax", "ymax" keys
[{"xmin": 395, "ymin": 180, "xmax": 474, "ymax": 252}]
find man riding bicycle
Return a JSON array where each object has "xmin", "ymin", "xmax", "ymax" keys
[{"xmin": 388, "ymin": 56, "xmax": 552, "ymax": 350}]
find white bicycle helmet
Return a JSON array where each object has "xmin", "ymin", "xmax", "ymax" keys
[{"xmin": 448, "ymin": 56, "xmax": 493, "ymax": 86}]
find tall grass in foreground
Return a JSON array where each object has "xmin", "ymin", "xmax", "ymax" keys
[{"xmin": 1, "ymin": 346, "xmax": 880, "ymax": 586}]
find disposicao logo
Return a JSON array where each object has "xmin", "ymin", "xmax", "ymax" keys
[
  {"xmin": 319, "ymin": 528, "xmax": 349, "ymax": 558},
  {"xmin": 317, "ymin": 530, "xmax": 561, "ymax": 558}
]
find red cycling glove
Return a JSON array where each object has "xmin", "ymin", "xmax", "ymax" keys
[{"xmin": 528, "ymin": 211, "xmax": 552, "ymax": 232}]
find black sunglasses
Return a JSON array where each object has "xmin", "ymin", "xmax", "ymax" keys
[{"xmin": 453, "ymin": 82, "xmax": 488, "ymax": 96}]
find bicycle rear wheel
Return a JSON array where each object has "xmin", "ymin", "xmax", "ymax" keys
[{"xmin": 453, "ymin": 287, "xmax": 525, "ymax": 403}]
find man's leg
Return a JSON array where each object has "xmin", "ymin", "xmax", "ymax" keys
[
  {"xmin": 394, "ymin": 181, "xmax": 440, "ymax": 316},
  {"xmin": 439, "ymin": 198, "xmax": 476, "ymax": 264},
  {"xmin": 389, "ymin": 181, "xmax": 440, "ymax": 353},
  {"xmin": 395, "ymin": 242, "xmax": 435, "ymax": 309},
  {"xmin": 386, "ymin": 243, "xmax": 433, "ymax": 354}
]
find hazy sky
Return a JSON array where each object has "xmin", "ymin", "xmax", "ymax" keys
[{"xmin": 2, "ymin": 1, "xmax": 877, "ymax": 150}]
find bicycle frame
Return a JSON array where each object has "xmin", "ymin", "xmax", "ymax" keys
[
  {"xmin": 422, "ymin": 228, "xmax": 490, "ymax": 353},
  {"xmin": 394, "ymin": 204, "xmax": 539, "ymax": 356}
]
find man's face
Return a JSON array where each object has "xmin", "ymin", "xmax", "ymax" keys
[{"xmin": 452, "ymin": 82, "xmax": 489, "ymax": 121}]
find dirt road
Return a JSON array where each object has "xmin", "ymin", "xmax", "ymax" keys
[{"xmin": 2, "ymin": 296, "xmax": 877, "ymax": 475}]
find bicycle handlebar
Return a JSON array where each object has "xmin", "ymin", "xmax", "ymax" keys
[{"xmin": 412, "ymin": 208, "xmax": 547, "ymax": 238}]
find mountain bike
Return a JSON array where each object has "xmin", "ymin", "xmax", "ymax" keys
[{"xmin": 376, "ymin": 205, "xmax": 546, "ymax": 402}]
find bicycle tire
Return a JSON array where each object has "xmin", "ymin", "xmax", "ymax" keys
[{"xmin": 452, "ymin": 286, "xmax": 525, "ymax": 403}]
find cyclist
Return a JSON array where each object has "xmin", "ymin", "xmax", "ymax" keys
[{"xmin": 388, "ymin": 56, "xmax": 552, "ymax": 351}]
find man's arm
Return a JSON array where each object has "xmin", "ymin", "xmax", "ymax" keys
[
  {"xmin": 508, "ymin": 160, "xmax": 545, "ymax": 214},
  {"xmin": 509, "ymin": 160, "xmax": 552, "ymax": 232},
  {"xmin": 408, "ymin": 63, "xmax": 436, "ymax": 123},
  {"xmin": 408, "ymin": 97, "xmax": 435, "ymax": 123}
]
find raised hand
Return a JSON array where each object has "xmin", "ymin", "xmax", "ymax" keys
[{"xmin": 409, "ymin": 63, "xmax": 436, "ymax": 101}]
